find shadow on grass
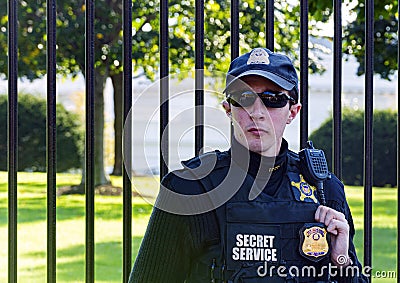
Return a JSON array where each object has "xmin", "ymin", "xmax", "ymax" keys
[
  {"xmin": 0, "ymin": 182, "xmax": 8, "ymax": 190},
  {"xmin": 0, "ymin": 196, "xmax": 152, "ymax": 226},
  {"xmin": 0, "ymin": 197, "xmax": 48, "ymax": 226},
  {"xmin": 349, "ymin": 198, "xmax": 397, "ymax": 215},
  {"xmin": 19, "ymin": 236, "xmax": 144, "ymax": 282},
  {"xmin": 353, "ymin": 227, "xmax": 397, "ymax": 273},
  {"xmin": 0, "ymin": 182, "xmax": 47, "ymax": 192}
]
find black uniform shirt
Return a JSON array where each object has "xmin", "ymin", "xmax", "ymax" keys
[{"xmin": 129, "ymin": 139, "xmax": 366, "ymax": 283}]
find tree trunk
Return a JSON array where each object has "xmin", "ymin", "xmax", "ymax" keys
[
  {"xmin": 73, "ymin": 70, "xmax": 111, "ymax": 193},
  {"xmin": 111, "ymin": 73, "xmax": 123, "ymax": 176},
  {"xmin": 93, "ymin": 70, "xmax": 111, "ymax": 186}
]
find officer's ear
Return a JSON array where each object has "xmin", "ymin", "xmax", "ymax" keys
[
  {"xmin": 287, "ymin": 102, "xmax": 301, "ymax": 124},
  {"xmin": 222, "ymin": 100, "xmax": 232, "ymax": 118}
]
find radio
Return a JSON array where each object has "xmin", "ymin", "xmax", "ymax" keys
[{"xmin": 299, "ymin": 141, "xmax": 330, "ymax": 205}]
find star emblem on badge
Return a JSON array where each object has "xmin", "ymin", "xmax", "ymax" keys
[{"xmin": 291, "ymin": 174, "xmax": 318, "ymax": 203}]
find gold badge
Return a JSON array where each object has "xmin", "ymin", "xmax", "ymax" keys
[
  {"xmin": 291, "ymin": 174, "xmax": 318, "ymax": 203},
  {"xmin": 299, "ymin": 223, "xmax": 329, "ymax": 262}
]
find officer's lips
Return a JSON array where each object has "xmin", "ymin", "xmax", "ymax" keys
[{"xmin": 247, "ymin": 127, "xmax": 267, "ymax": 136}]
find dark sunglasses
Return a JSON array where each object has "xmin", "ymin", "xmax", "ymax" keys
[{"xmin": 227, "ymin": 90, "xmax": 296, "ymax": 108}]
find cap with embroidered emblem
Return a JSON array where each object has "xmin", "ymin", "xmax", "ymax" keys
[{"xmin": 224, "ymin": 48, "xmax": 299, "ymax": 97}]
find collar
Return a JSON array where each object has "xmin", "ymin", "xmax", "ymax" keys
[
  {"xmin": 230, "ymin": 138, "xmax": 288, "ymax": 175},
  {"xmin": 229, "ymin": 138, "xmax": 289, "ymax": 195}
]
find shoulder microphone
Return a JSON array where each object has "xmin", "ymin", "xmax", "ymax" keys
[{"xmin": 298, "ymin": 141, "xmax": 329, "ymax": 206}]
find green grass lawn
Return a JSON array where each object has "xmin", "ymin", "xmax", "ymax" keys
[
  {"xmin": 0, "ymin": 172, "xmax": 397, "ymax": 282},
  {"xmin": 0, "ymin": 172, "xmax": 155, "ymax": 283},
  {"xmin": 345, "ymin": 186, "xmax": 397, "ymax": 282}
]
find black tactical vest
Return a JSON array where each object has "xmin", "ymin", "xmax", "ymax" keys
[{"xmin": 185, "ymin": 151, "xmax": 332, "ymax": 283}]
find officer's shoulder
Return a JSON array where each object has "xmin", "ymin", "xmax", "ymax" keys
[
  {"xmin": 287, "ymin": 149, "xmax": 300, "ymax": 162},
  {"xmin": 323, "ymin": 173, "xmax": 346, "ymax": 200},
  {"xmin": 161, "ymin": 150, "xmax": 230, "ymax": 194},
  {"xmin": 286, "ymin": 150, "xmax": 302, "ymax": 171},
  {"xmin": 180, "ymin": 150, "xmax": 230, "ymax": 169}
]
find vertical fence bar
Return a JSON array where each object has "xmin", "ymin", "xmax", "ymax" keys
[
  {"xmin": 195, "ymin": 0, "xmax": 204, "ymax": 156},
  {"xmin": 122, "ymin": 0, "xmax": 133, "ymax": 280},
  {"xmin": 299, "ymin": 0, "xmax": 309, "ymax": 148},
  {"xmin": 160, "ymin": 0, "xmax": 169, "ymax": 179},
  {"xmin": 265, "ymin": 0, "xmax": 274, "ymax": 50},
  {"xmin": 46, "ymin": 0, "xmax": 57, "ymax": 281},
  {"xmin": 230, "ymin": 0, "xmax": 239, "ymax": 59},
  {"xmin": 85, "ymin": 0, "xmax": 95, "ymax": 282},
  {"xmin": 332, "ymin": 0, "xmax": 342, "ymax": 178},
  {"xmin": 230, "ymin": 0, "xmax": 239, "ymax": 137},
  {"xmin": 7, "ymin": 0, "xmax": 18, "ymax": 282},
  {"xmin": 363, "ymin": 0, "xmax": 374, "ymax": 272},
  {"xmin": 398, "ymin": 1, "xmax": 400, "ymax": 278}
]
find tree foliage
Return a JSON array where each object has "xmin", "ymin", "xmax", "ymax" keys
[
  {"xmin": 0, "ymin": 94, "xmax": 83, "ymax": 172},
  {"xmin": 284, "ymin": 0, "xmax": 399, "ymax": 80},
  {"xmin": 0, "ymin": 0, "xmax": 339, "ymax": 81},
  {"xmin": 342, "ymin": 0, "xmax": 398, "ymax": 80},
  {"xmin": 1, "ymin": 0, "xmax": 396, "ymax": 94}
]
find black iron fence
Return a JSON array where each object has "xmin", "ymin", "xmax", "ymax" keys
[{"xmin": 5, "ymin": 0, "xmax": 399, "ymax": 282}]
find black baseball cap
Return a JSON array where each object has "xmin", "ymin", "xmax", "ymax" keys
[{"xmin": 224, "ymin": 48, "xmax": 299, "ymax": 100}]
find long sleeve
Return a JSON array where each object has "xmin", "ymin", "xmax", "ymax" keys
[
  {"xmin": 335, "ymin": 199, "xmax": 369, "ymax": 283},
  {"xmin": 325, "ymin": 176, "xmax": 368, "ymax": 283},
  {"xmin": 129, "ymin": 171, "xmax": 221, "ymax": 282},
  {"xmin": 129, "ymin": 207, "xmax": 192, "ymax": 283}
]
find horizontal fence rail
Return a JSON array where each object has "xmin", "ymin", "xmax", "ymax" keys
[{"xmin": 5, "ymin": 0, "xmax": 396, "ymax": 282}]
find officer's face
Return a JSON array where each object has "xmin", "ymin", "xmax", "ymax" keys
[{"xmin": 223, "ymin": 76, "xmax": 301, "ymax": 156}]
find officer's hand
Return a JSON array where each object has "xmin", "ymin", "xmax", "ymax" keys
[{"xmin": 315, "ymin": 205, "xmax": 351, "ymax": 267}]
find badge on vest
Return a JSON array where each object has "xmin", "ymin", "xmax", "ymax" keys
[
  {"xmin": 299, "ymin": 223, "xmax": 330, "ymax": 262},
  {"xmin": 290, "ymin": 174, "xmax": 319, "ymax": 203}
]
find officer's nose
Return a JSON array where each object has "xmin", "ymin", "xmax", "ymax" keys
[{"xmin": 248, "ymin": 96, "xmax": 267, "ymax": 120}]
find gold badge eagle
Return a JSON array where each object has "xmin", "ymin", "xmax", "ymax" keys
[
  {"xmin": 291, "ymin": 174, "xmax": 318, "ymax": 203},
  {"xmin": 299, "ymin": 223, "xmax": 329, "ymax": 262}
]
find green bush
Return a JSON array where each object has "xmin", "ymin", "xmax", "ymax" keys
[
  {"xmin": 309, "ymin": 108, "xmax": 397, "ymax": 187},
  {"xmin": 0, "ymin": 94, "xmax": 83, "ymax": 172}
]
